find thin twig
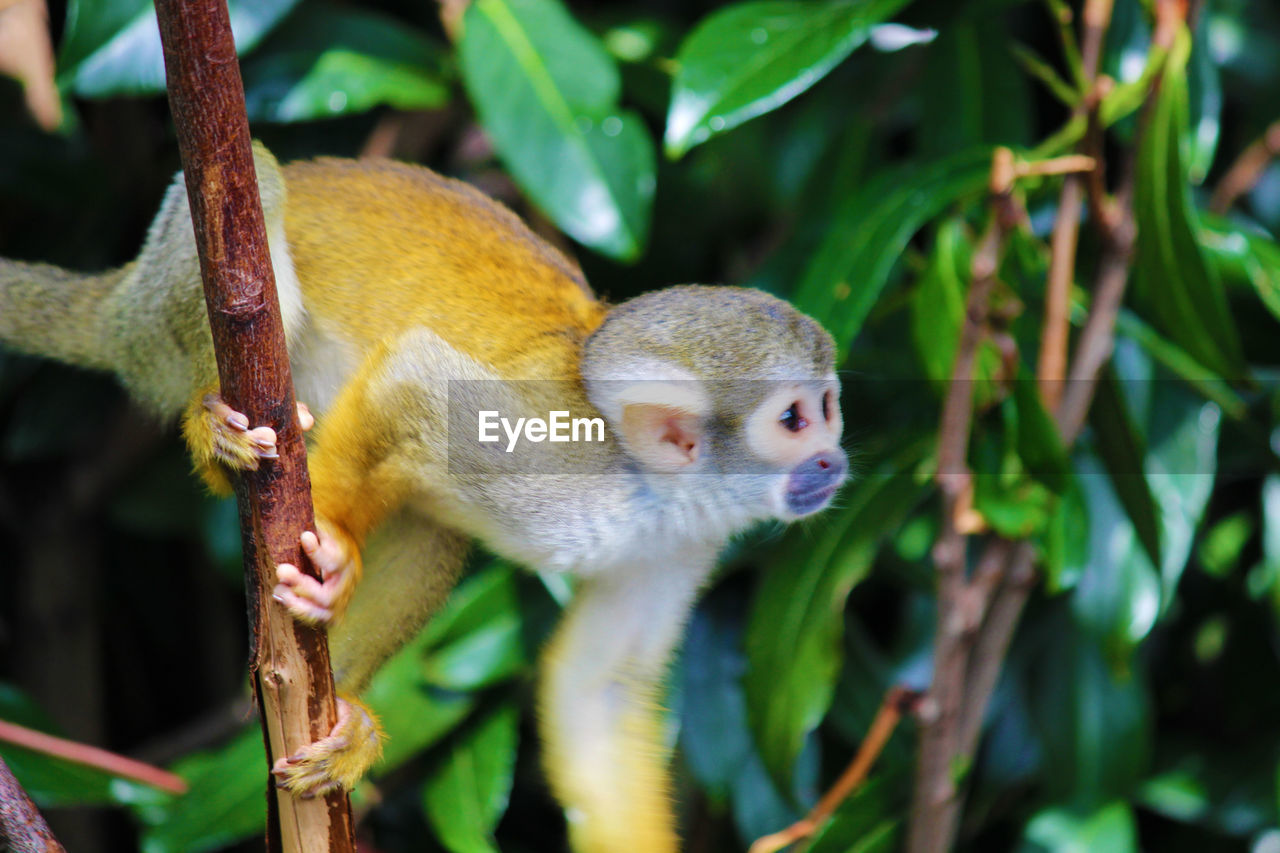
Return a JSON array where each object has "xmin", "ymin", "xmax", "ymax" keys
[
  {"xmin": 1208, "ymin": 119, "xmax": 1280, "ymax": 215},
  {"xmin": 0, "ymin": 719, "xmax": 187, "ymax": 795},
  {"xmin": 749, "ymin": 688, "xmax": 920, "ymax": 853},
  {"xmin": 1038, "ymin": 174, "xmax": 1084, "ymax": 410}
]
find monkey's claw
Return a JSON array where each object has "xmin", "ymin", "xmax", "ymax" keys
[
  {"xmin": 271, "ymin": 697, "xmax": 384, "ymax": 797},
  {"xmin": 273, "ymin": 527, "xmax": 359, "ymax": 625}
]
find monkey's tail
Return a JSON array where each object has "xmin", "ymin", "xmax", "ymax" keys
[{"xmin": 0, "ymin": 258, "xmax": 126, "ymax": 371}]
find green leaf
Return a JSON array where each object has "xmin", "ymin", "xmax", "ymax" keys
[
  {"xmin": 1071, "ymin": 453, "xmax": 1161, "ymax": 661},
  {"xmin": 241, "ymin": 3, "xmax": 448, "ymax": 123},
  {"xmin": 57, "ymin": 0, "xmax": 298, "ymax": 97},
  {"xmin": 804, "ymin": 778, "xmax": 899, "ymax": 853},
  {"xmin": 1113, "ymin": 310, "xmax": 1248, "ymax": 421},
  {"xmin": 422, "ymin": 703, "xmax": 520, "ymax": 853},
  {"xmin": 681, "ymin": 587, "xmax": 811, "ymax": 842},
  {"xmin": 1198, "ymin": 511, "xmax": 1254, "ymax": 578},
  {"xmin": 1024, "ymin": 801, "xmax": 1139, "ymax": 853},
  {"xmin": 909, "ymin": 217, "xmax": 970, "ymax": 385},
  {"xmin": 1027, "ymin": 617, "xmax": 1151, "ymax": 808},
  {"xmin": 744, "ymin": 441, "xmax": 929, "ymax": 783},
  {"xmin": 1042, "ymin": 478, "xmax": 1090, "ymax": 594},
  {"xmin": 419, "ymin": 563, "xmax": 549, "ymax": 691},
  {"xmin": 1013, "ymin": 374, "xmax": 1071, "ymax": 495},
  {"xmin": 794, "ymin": 148, "xmax": 992, "ymax": 356},
  {"xmin": 919, "ymin": 22, "xmax": 1032, "ymax": 157},
  {"xmin": 1200, "ymin": 215, "xmax": 1280, "ymax": 324},
  {"xmin": 459, "ymin": 0, "xmax": 655, "ymax": 260},
  {"xmin": 664, "ymin": 0, "xmax": 911, "ymax": 158},
  {"xmin": 135, "ymin": 726, "xmax": 265, "ymax": 853},
  {"xmin": 1131, "ymin": 27, "xmax": 1247, "ymax": 380},
  {"xmin": 1088, "ymin": 368, "xmax": 1163, "ymax": 569}
]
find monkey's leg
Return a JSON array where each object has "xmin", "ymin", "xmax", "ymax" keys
[
  {"xmin": 273, "ymin": 510, "xmax": 469, "ymax": 795},
  {"xmin": 539, "ymin": 561, "xmax": 713, "ymax": 853}
]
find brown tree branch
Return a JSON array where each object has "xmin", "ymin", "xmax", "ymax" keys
[
  {"xmin": 1208, "ymin": 118, "xmax": 1280, "ymax": 215},
  {"xmin": 0, "ymin": 720, "xmax": 186, "ymax": 794},
  {"xmin": 152, "ymin": 1, "xmax": 354, "ymax": 850},
  {"xmin": 906, "ymin": 3, "xmax": 1184, "ymax": 850},
  {"xmin": 0, "ymin": 755, "xmax": 63, "ymax": 853},
  {"xmin": 907, "ymin": 149, "xmax": 1024, "ymax": 853}
]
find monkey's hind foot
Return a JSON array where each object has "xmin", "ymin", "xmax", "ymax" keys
[
  {"xmin": 273, "ymin": 525, "xmax": 361, "ymax": 624},
  {"xmin": 271, "ymin": 696, "xmax": 384, "ymax": 797}
]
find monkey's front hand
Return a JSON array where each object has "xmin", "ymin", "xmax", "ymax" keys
[
  {"xmin": 271, "ymin": 695, "xmax": 384, "ymax": 796},
  {"xmin": 273, "ymin": 525, "xmax": 362, "ymax": 624}
]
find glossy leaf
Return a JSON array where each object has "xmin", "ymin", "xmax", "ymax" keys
[
  {"xmin": 1013, "ymin": 374, "xmax": 1071, "ymax": 495},
  {"xmin": 794, "ymin": 148, "xmax": 992, "ymax": 356},
  {"xmin": 1131, "ymin": 27, "xmax": 1247, "ymax": 380},
  {"xmin": 1088, "ymin": 367, "xmax": 1163, "ymax": 569},
  {"xmin": 57, "ymin": 0, "xmax": 298, "ymax": 96},
  {"xmin": 919, "ymin": 22, "xmax": 1031, "ymax": 157},
  {"xmin": 804, "ymin": 778, "xmax": 899, "ymax": 853},
  {"xmin": 241, "ymin": 4, "xmax": 448, "ymax": 122},
  {"xmin": 744, "ymin": 442, "xmax": 929, "ymax": 783},
  {"xmin": 419, "ymin": 563, "xmax": 550, "ymax": 691},
  {"xmin": 422, "ymin": 703, "xmax": 520, "ymax": 853},
  {"xmin": 664, "ymin": 0, "xmax": 911, "ymax": 158},
  {"xmin": 459, "ymin": 0, "xmax": 655, "ymax": 260},
  {"xmin": 909, "ymin": 217, "xmax": 969, "ymax": 385},
  {"xmin": 1070, "ymin": 453, "xmax": 1161, "ymax": 661},
  {"xmin": 1024, "ymin": 801, "xmax": 1139, "ymax": 853},
  {"xmin": 681, "ymin": 587, "xmax": 813, "ymax": 843},
  {"xmin": 1200, "ymin": 215, "xmax": 1280, "ymax": 324},
  {"xmin": 1027, "ymin": 616, "xmax": 1152, "ymax": 807},
  {"xmin": 135, "ymin": 727, "xmax": 264, "ymax": 853}
]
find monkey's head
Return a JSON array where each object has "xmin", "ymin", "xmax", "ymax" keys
[{"xmin": 582, "ymin": 285, "xmax": 847, "ymax": 526}]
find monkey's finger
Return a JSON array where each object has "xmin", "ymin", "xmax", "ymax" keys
[
  {"xmin": 296, "ymin": 402, "xmax": 315, "ymax": 431},
  {"xmin": 301, "ymin": 528, "xmax": 350, "ymax": 580}
]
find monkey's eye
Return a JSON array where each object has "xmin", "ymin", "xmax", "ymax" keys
[
  {"xmin": 780, "ymin": 403, "xmax": 808, "ymax": 432},
  {"xmin": 822, "ymin": 390, "xmax": 834, "ymax": 423}
]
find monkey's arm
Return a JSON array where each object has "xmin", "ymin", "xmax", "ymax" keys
[{"xmin": 538, "ymin": 558, "xmax": 714, "ymax": 853}]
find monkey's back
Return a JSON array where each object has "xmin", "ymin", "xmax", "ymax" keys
[{"xmin": 282, "ymin": 158, "xmax": 608, "ymax": 379}]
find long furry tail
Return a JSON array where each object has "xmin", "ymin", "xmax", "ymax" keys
[{"xmin": 0, "ymin": 258, "xmax": 127, "ymax": 371}]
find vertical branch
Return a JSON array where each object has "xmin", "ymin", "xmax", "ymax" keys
[
  {"xmin": 906, "ymin": 3, "xmax": 1186, "ymax": 851},
  {"xmin": 151, "ymin": 1, "xmax": 354, "ymax": 850},
  {"xmin": 907, "ymin": 149, "xmax": 1022, "ymax": 853}
]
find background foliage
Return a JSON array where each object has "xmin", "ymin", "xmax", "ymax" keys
[{"xmin": 1, "ymin": 0, "xmax": 1279, "ymax": 851}]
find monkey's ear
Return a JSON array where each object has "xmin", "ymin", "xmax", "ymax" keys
[{"xmin": 614, "ymin": 382, "xmax": 707, "ymax": 472}]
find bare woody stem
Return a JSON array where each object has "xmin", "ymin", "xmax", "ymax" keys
[
  {"xmin": 1208, "ymin": 118, "xmax": 1280, "ymax": 215},
  {"xmin": 907, "ymin": 148, "xmax": 1025, "ymax": 853},
  {"xmin": 0, "ymin": 755, "xmax": 64, "ymax": 853},
  {"xmin": 151, "ymin": 0, "xmax": 354, "ymax": 850},
  {"xmin": 906, "ymin": 3, "xmax": 1185, "ymax": 851}
]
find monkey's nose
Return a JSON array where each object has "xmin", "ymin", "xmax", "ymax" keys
[{"xmin": 785, "ymin": 449, "xmax": 847, "ymax": 516}]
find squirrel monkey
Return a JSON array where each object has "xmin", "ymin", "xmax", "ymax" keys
[{"xmin": 0, "ymin": 145, "xmax": 846, "ymax": 852}]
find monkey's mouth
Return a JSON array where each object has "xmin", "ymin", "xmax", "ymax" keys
[{"xmin": 785, "ymin": 483, "xmax": 840, "ymax": 516}]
